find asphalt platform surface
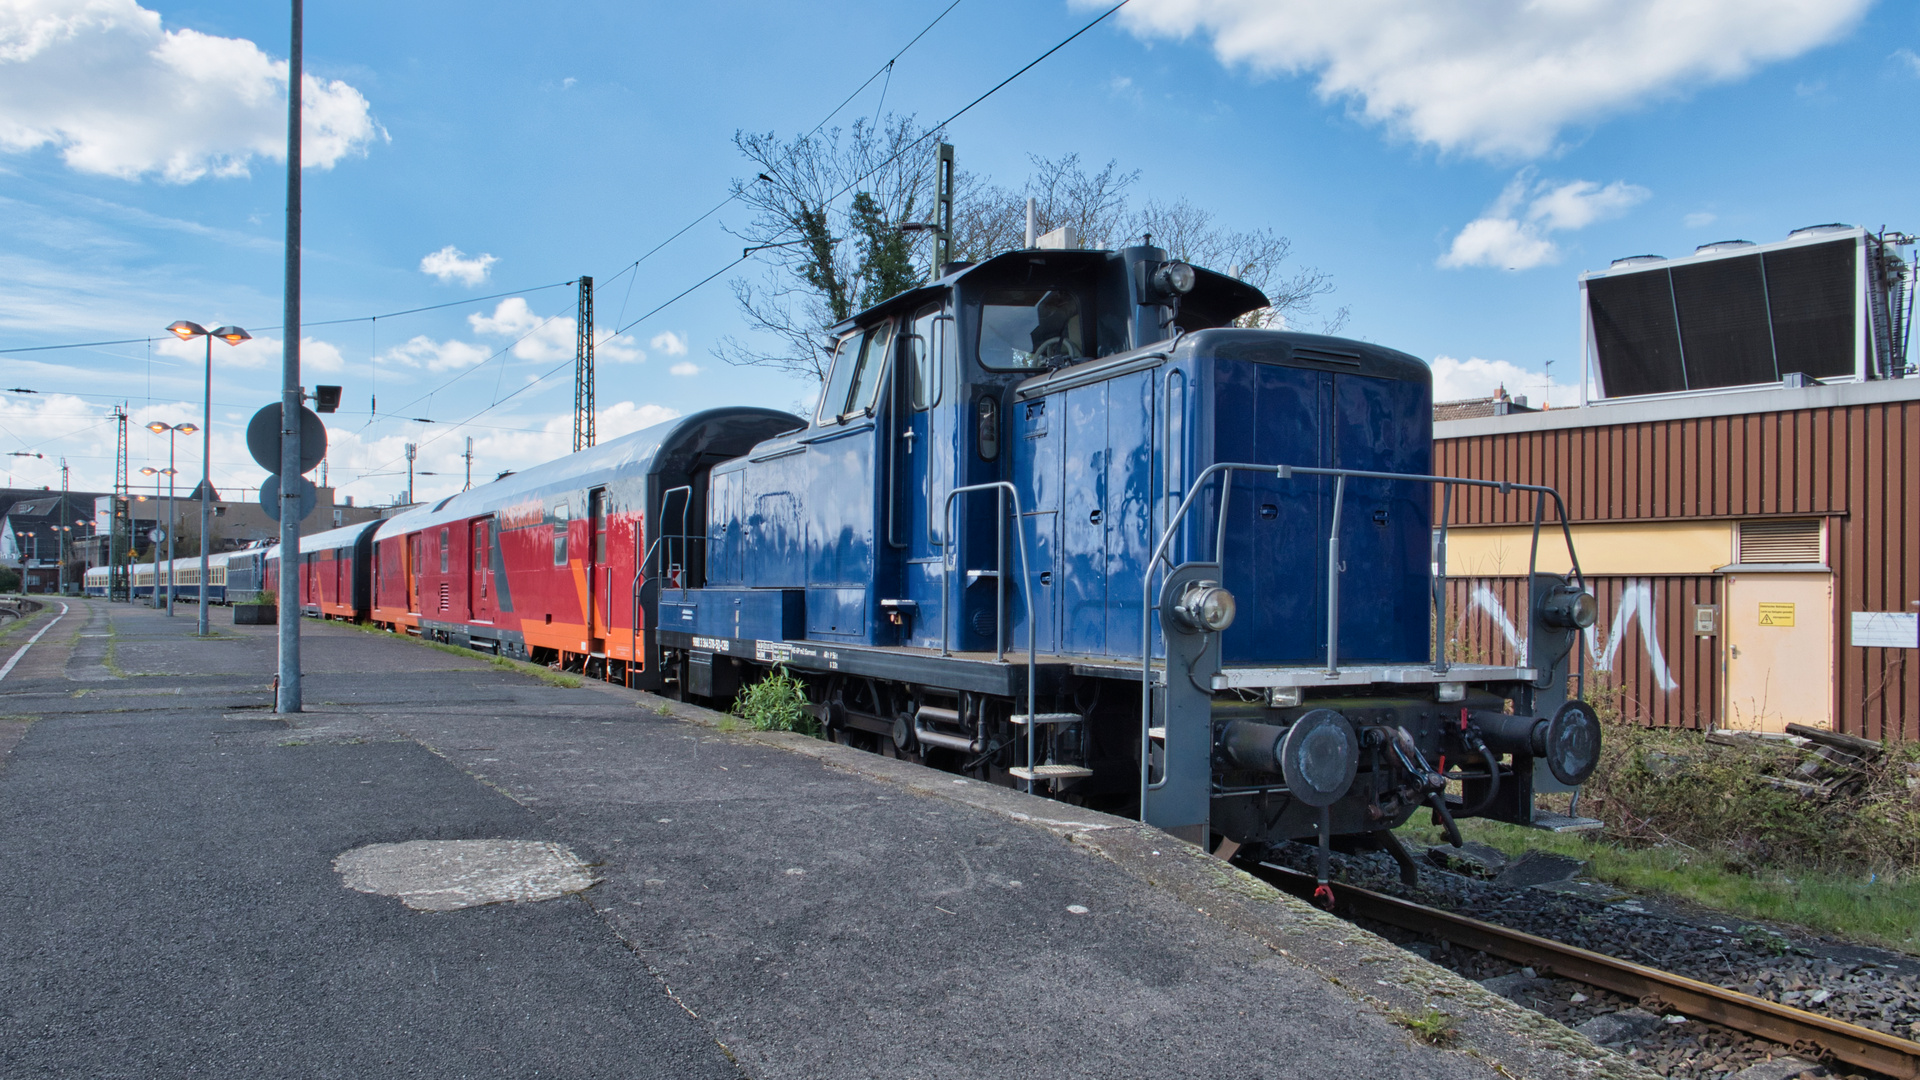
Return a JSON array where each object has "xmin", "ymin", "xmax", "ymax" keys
[{"xmin": 0, "ymin": 599, "xmax": 1650, "ymax": 1079}]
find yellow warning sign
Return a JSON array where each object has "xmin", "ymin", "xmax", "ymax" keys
[{"xmin": 1758, "ymin": 602, "xmax": 1796, "ymax": 627}]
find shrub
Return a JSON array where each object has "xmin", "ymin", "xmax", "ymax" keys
[{"xmin": 730, "ymin": 666, "xmax": 818, "ymax": 735}]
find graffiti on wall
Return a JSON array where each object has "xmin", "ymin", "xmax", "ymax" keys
[{"xmin": 1466, "ymin": 580, "xmax": 1677, "ymax": 691}]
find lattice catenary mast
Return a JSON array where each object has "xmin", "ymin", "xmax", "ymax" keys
[
  {"xmin": 111, "ymin": 405, "xmax": 129, "ymax": 601},
  {"xmin": 573, "ymin": 276, "xmax": 594, "ymax": 452}
]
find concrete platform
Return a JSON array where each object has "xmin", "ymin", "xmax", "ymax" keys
[{"xmin": 0, "ymin": 599, "xmax": 1652, "ymax": 1079}]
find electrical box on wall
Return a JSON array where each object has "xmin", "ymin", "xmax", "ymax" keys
[{"xmin": 1692, "ymin": 604, "xmax": 1720, "ymax": 636}]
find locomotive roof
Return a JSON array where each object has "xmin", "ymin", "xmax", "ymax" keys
[
  {"xmin": 373, "ymin": 406, "xmax": 802, "ymax": 540},
  {"xmin": 825, "ymin": 246, "xmax": 1270, "ymax": 334}
]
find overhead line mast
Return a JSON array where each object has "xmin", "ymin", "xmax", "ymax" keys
[{"xmin": 573, "ymin": 276, "xmax": 595, "ymax": 452}]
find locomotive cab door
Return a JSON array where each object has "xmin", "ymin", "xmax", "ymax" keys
[
  {"xmin": 470, "ymin": 518, "xmax": 495, "ymax": 622},
  {"xmin": 900, "ymin": 302, "xmax": 949, "ymax": 648}
]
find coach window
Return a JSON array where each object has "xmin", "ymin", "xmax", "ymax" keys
[
  {"xmin": 552, "ymin": 500, "xmax": 569, "ymax": 566},
  {"xmin": 438, "ymin": 529, "xmax": 449, "ymax": 573}
]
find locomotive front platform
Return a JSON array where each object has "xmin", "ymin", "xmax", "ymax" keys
[{"xmin": 0, "ymin": 599, "xmax": 1648, "ymax": 1080}]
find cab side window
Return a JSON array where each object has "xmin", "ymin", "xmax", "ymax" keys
[{"xmin": 908, "ymin": 304, "xmax": 941, "ymax": 410}]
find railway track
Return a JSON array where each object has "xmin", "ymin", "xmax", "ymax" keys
[{"xmin": 1249, "ymin": 862, "xmax": 1920, "ymax": 1079}]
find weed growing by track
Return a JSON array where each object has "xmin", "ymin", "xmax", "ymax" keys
[
  {"xmin": 1392, "ymin": 1007, "xmax": 1457, "ymax": 1046},
  {"xmin": 730, "ymin": 666, "xmax": 817, "ymax": 735}
]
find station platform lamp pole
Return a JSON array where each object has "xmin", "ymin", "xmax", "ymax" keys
[
  {"xmin": 167, "ymin": 320, "xmax": 252, "ymax": 635},
  {"xmin": 278, "ymin": 0, "xmax": 304, "ymax": 713},
  {"xmin": 142, "ymin": 420, "xmax": 194, "ymax": 615}
]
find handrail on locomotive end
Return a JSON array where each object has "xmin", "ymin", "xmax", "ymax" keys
[
  {"xmin": 940, "ymin": 481, "xmax": 1039, "ymax": 794},
  {"xmin": 1137, "ymin": 462, "xmax": 1587, "ymax": 812}
]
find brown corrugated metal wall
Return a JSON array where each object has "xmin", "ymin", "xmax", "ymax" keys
[
  {"xmin": 1445, "ymin": 576, "xmax": 1720, "ymax": 731},
  {"xmin": 1437, "ymin": 400, "xmax": 1920, "ymax": 740}
]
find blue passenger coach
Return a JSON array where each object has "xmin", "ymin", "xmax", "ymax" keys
[{"xmin": 649, "ymin": 241, "xmax": 1602, "ymax": 881}]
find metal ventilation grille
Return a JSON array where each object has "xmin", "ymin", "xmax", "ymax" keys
[
  {"xmin": 439, "ymin": 582, "xmax": 451, "ymax": 611},
  {"xmin": 1737, "ymin": 519, "xmax": 1824, "ymax": 564}
]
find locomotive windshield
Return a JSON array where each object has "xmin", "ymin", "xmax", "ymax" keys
[
  {"xmin": 977, "ymin": 289, "xmax": 1084, "ymax": 370},
  {"xmin": 816, "ymin": 320, "xmax": 894, "ymax": 423}
]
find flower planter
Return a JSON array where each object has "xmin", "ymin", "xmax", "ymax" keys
[{"xmin": 233, "ymin": 604, "xmax": 277, "ymax": 625}]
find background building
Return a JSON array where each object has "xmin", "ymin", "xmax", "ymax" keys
[{"xmin": 1436, "ymin": 224, "xmax": 1914, "ymax": 741}]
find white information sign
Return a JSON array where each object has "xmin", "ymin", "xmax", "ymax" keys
[{"xmin": 1850, "ymin": 611, "xmax": 1919, "ymax": 649}]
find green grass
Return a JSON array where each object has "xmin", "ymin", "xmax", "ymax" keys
[
  {"xmin": 729, "ymin": 666, "xmax": 818, "ymax": 735},
  {"xmin": 1404, "ymin": 818, "xmax": 1920, "ymax": 954}
]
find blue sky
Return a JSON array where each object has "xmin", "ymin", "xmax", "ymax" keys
[{"xmin": 1, "ymin": 0, "xmax": 1916, "ymax": 504}]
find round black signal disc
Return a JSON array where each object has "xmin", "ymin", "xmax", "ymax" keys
[
  {"xmin": 1544, "ymin": 700, "xmax": 1602, "ymax": 786},
  {"xmin": 1278, "ymin": 708, "xmax": 1358, "ymax": 807}
]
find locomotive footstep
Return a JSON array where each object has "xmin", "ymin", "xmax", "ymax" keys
[{"xmin": 333, "ymin": 839, "xmax": 597, "ymax": 912}]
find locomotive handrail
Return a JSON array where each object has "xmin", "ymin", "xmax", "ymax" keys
[
  {"xmin": 940, "ymin": 481, "xmax": 1038, "ymax": 793},
  {"xmin": 1137, "ymin": 462, "xmax": 1585, "ymax": 811}
]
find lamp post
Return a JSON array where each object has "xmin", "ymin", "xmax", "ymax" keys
[
  {"xmin": 167, "ymin": 321, "xmax": 250, "ymax": 635},
  {"xmin": 138, "ymin": 468, "xmax": 174, "ymax": 609},
  {"xmin": 142, "ymin": 420, "xmax": 195, "ymax": 615}
]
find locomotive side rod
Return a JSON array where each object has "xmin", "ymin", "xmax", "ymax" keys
[{"xmin": 1250, "ymin": 862, "xmax": 1920, "ymax": 1080}]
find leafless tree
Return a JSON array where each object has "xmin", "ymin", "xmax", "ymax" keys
[
  {"xmin": 717, "ymin": 130, "xmax": 1346, "ymax": 381},
  {"xmin": 713, "ymin": 116, "xmax": 940, "ymax": 382}
]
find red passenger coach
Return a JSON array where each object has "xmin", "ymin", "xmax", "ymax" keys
[
  {"xmin": 367, "ymin": 408, "xmax": 798, "ymax": 681},
  {"xmin": 264, "ymin": 520, "xmax": 379, "ymax": 621}
]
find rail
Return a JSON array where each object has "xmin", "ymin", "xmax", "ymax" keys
[
  {"xmin": 1251, "ymin": 861, "xmax": 1920, "ymax": 1080},
  {"xmin": 940, "ymin": 481, "xmax": 1038, "ymax": 792},
  {"xmin": 1137, "ymin": 462, "xmax": 1586, "ymax": 810}
]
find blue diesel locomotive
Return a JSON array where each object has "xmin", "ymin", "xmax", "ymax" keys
[{"xmin": 647, "ymin": 240, "xmax": 1602, "ymax": 883}]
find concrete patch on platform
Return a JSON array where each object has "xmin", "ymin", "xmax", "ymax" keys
[{"xmin": 334, "ymin": 839, "xmax": 598, "ymax": 912}]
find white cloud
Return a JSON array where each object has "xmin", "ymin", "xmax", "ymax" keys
[
  {"xmin": 649, "ymin": 331, "xmax": 688, "ymax": 356},
  {"xmin": 461, "ymin": 297, "xmax": 644, "ymax": 365},
  {"xmin": 1430, "ymin": 355, "xmax": 1580, "ymax": 409},
  {"xmin": 561, "ymin": 77, "xmax": 577, "ymax": 90},
  {"xmin": 0, "ymin": 0, "xmax": 382, "ymax": 181},
  {"xmin": 155, "ymin": 331, "xmax": 345, "ymax": 372},
  {"xmin": 669, "ymin": 361, "xmax": 700, "ymax": 377},
  {"xmin": 1096, "ymin": 0, "xmax": 1870, "ymax": 159},
  {"xmin": 419, "ymin": 246, "xmax": 497, "ymax": 286},
  {"xmin": 1684, "ymin": 211, "xmax": 1718, "ymax": 228},
  {"xmin": 1894, "ymin": 48, "xmax": 1920, "ymax": 77},
  {"xmin": 379, "ymin": 334, "xmax": 492, "ymax": 373},
  {"xmin": 468, "ymin": 297, "xmax": 574, "ymax": 362},
  {"xmin": 1440, "ymin": 171, "xmax": 1650, "ymax": 270}
]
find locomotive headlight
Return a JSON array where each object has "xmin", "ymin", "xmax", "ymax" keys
[
  {"xmin": 1153, "ymin": 260, "xmax": 1196, "ymax": 297},
  {"xmin": 1173, "ymin": 580, "xmax": 1236, "ymax": 632},
  {"xmin": 1540, "ymin": 585, "xmax": 1598, "ymax": 630}
]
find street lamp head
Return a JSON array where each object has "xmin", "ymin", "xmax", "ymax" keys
[
  {"xmin": 211, "ymin": 325, "xmax": 251, "ymax": 346},
  {"xmin": 140, "ymin": 466, "xmax": 157, "ymax": 476},
  {"xmin": 146, "ymin": 421, "xmax": 171, "ymax": 434},
  {"xmin": 166, "ymin": 321, "xmax": 208, "ymax": 341},
  {"xmin": 175, "ymin": 423, "xmax": 198, "ymax": 436}
]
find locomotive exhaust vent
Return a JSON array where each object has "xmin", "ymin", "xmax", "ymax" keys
[{"xmin": 1736, "ymin": 519, "xmax": 1823, "ymax": 564}]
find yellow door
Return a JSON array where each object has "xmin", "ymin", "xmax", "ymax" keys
[{"xmin": 1723, "ymin": 572, "xmax": 1833, "ymax": 732}]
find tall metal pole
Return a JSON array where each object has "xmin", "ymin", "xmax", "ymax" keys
[
  {"xmin": 165, "ymin": 437, "xmax": 176, "ymax": 617},
  {"xmin": 198, "ymin": 335, "xmax": 212, "ymax": 635},
  {"xmin": 58, "ymin": 458, "xmax": 68, "ymax": 595},
  {"xmin": 277, "ymin": 0, "xmax": 303, "ymax": 713}
]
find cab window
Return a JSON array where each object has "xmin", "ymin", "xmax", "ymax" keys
[
  {"xmin": 815, "ymin": 320, "xmax": 894, "ymax": 423},
  {"xmin": 908, "ymin": 304, "xmax": 941, "ymax": 410},
  {"xmin": 977, "ymin": 289, "xmax": 1085, "ymax": 370}
]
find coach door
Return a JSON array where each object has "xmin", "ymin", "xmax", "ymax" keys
[
  {"xmin": 406, "ymin": 533, "xmax": 423, "ymax": 615},
  {"xmin": 470, "ymin": 518, "xmax": 495, "ymax": 622},
  {"xmin": 588, "ymin": 488, "xmax": 611, "ymax": 648}
]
